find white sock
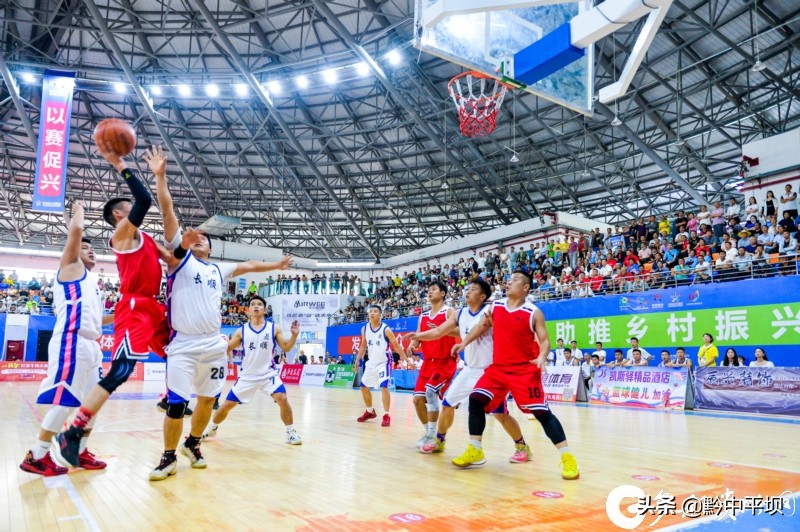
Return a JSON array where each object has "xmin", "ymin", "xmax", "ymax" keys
[
  {"xmin": 470, "ymin": 439, "xmax": 482, "ymax": 449},
  {"xmin": 286, "ymin": 425, "xmax": 295, "ymax": 433},
  {"xmin": 558, "ymin": 446, "xmax": 570, "ymax": 455},
  {"xmin": 426, "ymin": 422, "xmax": 436, "ymax": 437},
  {"xmin": 32, "ymin": 440, "xmax": 51, "ymax": 460},
  {"xmin": 382, "ymin": 409, "xmax": 389, "ymax": 416},
  {"xmin": 79, "ymin": 436, "xmax": 89, "ymax": 454}
]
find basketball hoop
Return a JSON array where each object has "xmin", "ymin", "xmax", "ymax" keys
[{"xmin": 448, "ymin": 71, "xmax": 513, "ymax": 138}]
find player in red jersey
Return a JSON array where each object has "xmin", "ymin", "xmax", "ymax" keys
[
  {"xmin": 406, "ymin": 281, "xmax": 458, "ymax": 450},
  {"xmin": 53, "ymin": 143, "xmax": 174, "ymax": 467},
  {"xmin": 450, "ymin": 271, "xmax": 579, "ymax": 480}
]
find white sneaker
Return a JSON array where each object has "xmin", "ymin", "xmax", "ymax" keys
[
  {"xmin": 179, "ymin": 442, "xmax": 207, "ymax": 469},
  {"xmin": 286, "ymin": 431, "xmax": 303, "ymax": 445},
  {"xmin": 149, "ymin": 455, "xmax": 177, "ymax": 481},
  {"xmin": 419, "ymin": 436, "xmax": 436, "ymax": 450},
  {"xmin": 201, "ymin": 425, "xmax": 218, "ymax": 440},
  {"xmin": 417, "ymin": 434, "xmax": 428, "ymax": 448}
]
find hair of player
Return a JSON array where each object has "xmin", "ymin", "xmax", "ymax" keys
[
  {"xmin": 633, "ymin": 349, "xmax": 641, "ymax": 355},
  {"xmin": 514, "ymin": 269, "xmax": 533, "ymax": 289},
  {"xmin": 102, "ymin": 197, "xmax": 129, "ymax": 227},
  {"xmin": 249, "ymin": 295, "xmax": 266, "ymax": 307},
  {"xmin": 429, "ymin": 280, "xmax": 448, "ymax": 294},
  {"xmin": 470, "ymin": 278, "xmax": 492, "ymax": 301},
  {"xmin": 369, "ymin": 303, "xmax": 382, "ymax": 313},
  {"xmin": 81, "ymin": 237, "xmax": 92, "ymax": 245}
]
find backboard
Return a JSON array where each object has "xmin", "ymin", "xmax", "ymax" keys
[{"xmin": 414, "ymin": 0, "xmax": 594, "ymax": 115}]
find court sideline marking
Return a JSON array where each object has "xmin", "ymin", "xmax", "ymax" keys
[{"xmin": 42, "ymin": 475, "xmax": 102, "ymax": 532}]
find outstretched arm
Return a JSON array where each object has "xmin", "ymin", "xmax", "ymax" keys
[
  {"xmin": 275, "ymin": 321, "xmax": 300, "ymax": 352},
  {"xmin": 451, "ymin": 312, "xmax": 493, "ymax": 356},
  {"xmin": 232, "ymin": 255, "xmax": 293, "ymax": 277},
  {"xmin": 61, "ymin": 201, "xmax": 85, "ymax": 271},
  {"xmin": 99, "ymin": 148, "xmax": 153, "ymax": 250},
  {"xmin": 145, "ymin": 145, "xmax": 180, "ymax": 247},
  {"xmin": 410, "ymin": 312, "xmax": 458, "ymax": 342}
]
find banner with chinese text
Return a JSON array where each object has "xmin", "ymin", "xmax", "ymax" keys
[
  {"xmin": 590, "ymin": 367, "xmax": 689, "ymax": 409},
  {"xmin": 279, "ymin": 364, "xmax": 303, "ymax": 385},
  {"xmin": 324, "ymin": 364, "xmax": 357, "ymax": 388},
  {"xmin": 32, "ymin": 70, "xmax": 76, "ymax": 212},
  {"xmin": 694, "ymin": 367, "xmax": 800, "ymax": 417},
  {"xmin": 0, "ymin": 361, "xmax": 49, "ymax": 382},
  {"xmin": 542, "ymin": 366, "xmax": 581, "ymax": 402}
]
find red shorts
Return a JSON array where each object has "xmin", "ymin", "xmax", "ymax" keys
[
  {"xmin": 113, "ymin": 295, "xmax": 169, "ymax": 360},
  {"xmin": 473, "ymin": 363, "xmax": 547, "ymax": 414},
  {"xmin": 413, "ymin": 358, "xmax": 457, "ymax": 398}
]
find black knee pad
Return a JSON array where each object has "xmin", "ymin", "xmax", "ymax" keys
[
  {"xmin": 468, "ymin": 392, "xmax": 490, "ymax": 413},
  {"xmin": 166, "ymin": 402, "xmax": 188, "ymax": 419},
  {"xmin": 533, "ymin": 409, "xmax": 554, "ymax": 423},
  {"xmin": 98, "ymin": 357, "xmax": 138, "ymax": 394}
]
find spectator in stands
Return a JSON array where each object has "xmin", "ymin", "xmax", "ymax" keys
[
  {"xmin": 657, "ymin": 350, "xmax": 673, "ymax": 367},
  {"xmin": 732, "ymin": 247, "xmax": 752, "ymax": 280},
  {"xmin": 558, "ymin": 348, "xmax": 580, "ymax": 367},
  {"xmin": 298, "ymin": 350, "xmax": 308, "ymax": 365},
  {"xmin": 336, "ymin": 355, "xmax": 345, "ymax": 364},
  {"xmin": 627, "ymin": 337, "xmax": 653, "ymax": 362},
  {"xmin": 711, "ymin": 201, "xmax": 725, "ymax": 244},
  {"xmin": 781, "ymin": 184, "xmax": 798, "ymax": 220},
  {"xmin": 670, "ymin": 347, "xmax": 692, "ymax": 368},
  {"xmin": 608, "ymin": 349, "xmax": 627, "ymax": 368},
  {"xmin": 592, "ymin": 342, "xmax": 607, "ymax": 364},
  {"xmin": 548, "ymin": 338, "xmax": 566, "ymax": 365},
  {"xmin": 749, "ymin": 348, "xmax": 773, "ymax": 367},
  {"xmin": 720, "ymin": 348, "xmax": 741, "ymax": 367},
  {"xmin": 580, "ymin": 353, "xmax": 593, "ymax": 390},
  {"xmin": 411, "ymin": 354, "xmax": 423, "ymax": 369},
  {"xmin": 630, "ymin": 349, "xmax": 648, "ymax": 366},
  {"xmin": 570, "ymin": 340, "xmax": 583, "ymax": 360},
  {"xmin": 697, "ymin": 333, "xmax": 719, "ymax": 367}
]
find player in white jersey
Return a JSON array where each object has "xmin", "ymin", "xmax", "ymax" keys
[
  {"xmin": 354, "ymin": 304, "xmax": 407, "ymax": 427},
  {"xmin": 409, "ymin": 278, "xmax": 531, "ymax": 463},
  {"xmin": 201, "ymin": 296, "xmax": 302, "ymax": 445},
  {"xmin": 20, "ymin": 203, "xmax": 113, "ymax": 477}
]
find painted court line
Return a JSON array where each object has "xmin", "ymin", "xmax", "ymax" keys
[{"xmin": 42, "ymin": 475, "xmax": 102, "ymax": 532}]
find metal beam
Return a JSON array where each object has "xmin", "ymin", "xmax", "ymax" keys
[{"xmin": 0, "ymin": 51, "xmax": 38, "ymax": 147}]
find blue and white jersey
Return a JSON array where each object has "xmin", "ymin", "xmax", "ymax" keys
[
  {"xmin": 363, "ymin": 322, "xmax": 390, "ymax": 366},
  {"xmin": 166, "ymin": 254, "xmax": 236, "ymax": 335},
  {"xmin": 53, "ymin": 269, "xmax": 103, "ymax": 341},
  {"xmin": 240, "ymin": 321, "xmax": 277, "ymax": 377},
  {"xmin": 458, "ymin": 305, "xmax": 492, "ymax": 369}
]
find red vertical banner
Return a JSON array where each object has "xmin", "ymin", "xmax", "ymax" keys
[{"xmin": 32, "ymin": 70, "xmax": 76, "ymax": 212}]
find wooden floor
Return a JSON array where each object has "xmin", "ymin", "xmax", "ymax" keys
[{"xmin": 2, "ymin": 381, "xmax": 799, "ymax": 532}]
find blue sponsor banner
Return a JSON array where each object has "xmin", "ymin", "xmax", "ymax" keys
[
  {"xmin": 694, "ymin": 367, "xmax": 800, "ymax": 417},
  {"xmin": 326, "ymin": 316, "xmax": 419, "ymax": 359},
  {"xmin": 32, "ymin": 70, "xmax": 76, "ymax": 213}
]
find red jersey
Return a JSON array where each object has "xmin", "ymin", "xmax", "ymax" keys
[
  {"xmin": 419, "ymin": 306, "xmax": 456, "ymax": 361},
  {"xmin": 491, "ymin": 298, "xmax": 540, "ymax": 366},
  {"xmin": 111, "ymin": 231, "xmax": 163, "ymax": 297}
]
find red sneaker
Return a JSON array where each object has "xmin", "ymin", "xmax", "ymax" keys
[
  {"xmin": 19, "ymin": 451, "xmax": 68, "ymax": 477},
  {"xmin": 381, "ymin": 413, "xmax": 391, "ymax": 427},
  {"xmin": 78, "ymin": 449, "xmax": 107, "ymax": 470},
  {"xmin": 357, "ymin": 410, "xmax": 378, "ymax": 422}
]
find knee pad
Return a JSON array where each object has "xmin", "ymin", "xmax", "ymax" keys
[
  {"xmin": 98, "ymin": 357, "xmax": 138, "ymax": 394},
  {"xmin": 425, "ymin": 387, "xmax": 440, "ymax": 412},
  {"xmin": 41, "ymin": 405, "xmax": 74, "ymax": 433},
  {"xmin": 468, "ymin": 392, "xmax": 490, "ymax": 413},
  {"xmin": 166, "ymin": 402, "xmax": 188, "ymax": 419}
]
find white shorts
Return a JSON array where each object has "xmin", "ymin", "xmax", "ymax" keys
[
  {"xmin": 37, "ymin": 335, "xmax": 102, "ymax": 407},
  {"xmin": 227, "ymin": 370, "xmax": 285, "ymax": 404},
  {"xmin": 361, "ymin": 360, "xmax": 391, "ymax": 389},
  {"xmin": 442, "ymin": 366, "xmax": 485, "ymax": 408},
  {"xmin": 165, "ymin": 332, "xmax": 228, "ymax": 402}
]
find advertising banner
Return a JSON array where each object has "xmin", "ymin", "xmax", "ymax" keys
[
  {"xmin": 590, "ymin": 367, "xmax": 689, "ymax": 409},
  {"xmin": 300, "ymin": 364, "xmax": 328, "ymax": 386},
  {"xmin": 144, "ymin": 363, "xmax": 166, "ymax": 382},
  {"xmin": 280, "ymin": 364, "xmax": 303, "ymax": 385},
  {"xmin": 32, "ymin": 71, "xmax": 76, "ymax": 213},
  {"xmin": 327, "ymin": 317, "xmax": 419, "ymax": 358},
  {"xmin": 0, "ymin": 361, "xmax": 49, "ymax": 382},
  {"xmin": 694, "ymin": 367, "xmax": 800, "ymax": 417},
  {"xmin": 542, "ymin": 366, "xmax": 581, "ymax": 402},
  {"xmin": 324, "ymin": 364, "xmax": 357, "ymax": 388},
  {"xmin": 281, "ymin": 296, "xmax": 339, "ymax": 340}
]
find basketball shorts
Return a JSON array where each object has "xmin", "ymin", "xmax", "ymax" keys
[
  {"xmin": 165, "ymin": 332, "xmax": 228, "ymax": 402},
  {"xmin": 113, "ymin": 295, "xmax": 169, "ymax": 360},
  {"xmin": 442, "ymin": 366, "xmax": 507, "ymax": 414},
  {"xmin": 37, "ymin": 335, "xmax": 102, "ymax": 407},
  {"xmin": 413, "ymin": 358, "xmax": 457, "ymax": 398},
  {"xmin": 361, "ymin": 360, "xmax": 391, "ymax": 389},
  {"xmin": 473, "ymin": 363, "xmax": 548, "ymax": 414},
  {"xmin": 227, "ymin": 370, "xmax": 285, "ymax": 404}
]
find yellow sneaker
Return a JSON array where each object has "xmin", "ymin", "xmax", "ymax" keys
[
  {"xmin": 452, "ymin": 444, "xmax": 485, "ymax": 468},
  {"xmin": 560, "ymin": 452, "xmax": 579, "ymax": 480}
]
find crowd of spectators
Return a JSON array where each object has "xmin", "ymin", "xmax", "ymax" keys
[{"xmin": 0, "ymin": 271, "xmax": 53, "ymax": 315}]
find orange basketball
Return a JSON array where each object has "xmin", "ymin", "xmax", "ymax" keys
[{"xmin": 93, "ymin": 118, "xmax": 136, "ymax": 157}]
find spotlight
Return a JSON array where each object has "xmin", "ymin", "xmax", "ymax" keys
[
  {"xmin": 323, "ymin": 69, "xmax": 338, "ymax": 84},
  {"xmin": 206, "ymin": 84, "xmax": 219, "ymax": 97},
  {"xmin": 150, "ymin": 85, "xmax": 162, "ymax": 96},
  {"xmin": 387, "ymin": 49, "xmax": 402, "ymax": 65},
  {"xmin": 22, "ymin": 72, "xmax": 35, "ymax": 83},
  {"xmin": 751, "ymin": 60, "xmax": 766, "ymax": 72},
  {"xmin": 510, "ymin": 154, "xmax": 519, "ymax": 163},
  {"xmin": 178, "ymin": 85, "xmax": 191, "ymax": 96},
  {"xmin": 581, "ymin": 168, "xmax": 590, "ymax": 177},
  {"xmin": 296, "ymin": 76, "xmax": 309, "ymax": 89},
  {"xmin": 235, "ymin": 83, "xmax": 249, "ymax": 96},
  {"xmin": 441, "ymin": 182, "xmax": 449, "ymax": 190},
  {"xmin": 356, "ymin": 62, "xmax": 369, "ymax": 76},
  {"xmin": 611, "ymin": 115, "xmax": 622, "ymax": 127},
  {"xmin": 114, "ymin": 82, "xmax": 127, "ymax": 94}
]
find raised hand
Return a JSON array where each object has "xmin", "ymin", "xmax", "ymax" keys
[
  {"xmin": 181, "ymin": 227, "xmax": 203, "ymax": 248},
  {"xmin": 143, "ymin": 145, "xmax": 167, "ymax": 178},
  {"xmin": 277, "ymin": 255, "xmax": 294, "ymax": 270},
  {"xmin": 290, "ymin": 320, "xmax": 300, "ymax": 336}
]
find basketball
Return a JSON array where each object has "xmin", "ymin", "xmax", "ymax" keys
[{"xmin": 93, "ymin": 118, "xmax": 136, "ymax": 157}]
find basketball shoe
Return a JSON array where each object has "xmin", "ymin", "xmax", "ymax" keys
[
  {"xmin": 357, "ymin": 409, "xmax": 377, "ymax": 422},
  {"xmin": 286, "ymin": 430, "xmax": 303, "ymax": 445},
  {"xmin": 179, "ymin": 441, "xmax": 207, "ymax": 469},
  {"xmin": 560, "ymin": 452, "xmax": 579, "ymax": 480},
  {"xmin": 149, "ymin": 453, "xmax": 177, "ymax": 481},
  {"xmin": 19, "ymin": 451, "xmax": 68, "ymax": 477},
  {"xmin": 419, "ymin": 438, "xmax": 445, "ymax": 454},
  {"xmin": 52, "ymin": 426, "xmax": 83, "ymax": 467},
  {"xmin": 509, "ymin": 444, "xmax": 532, "ymax": 464},
  {"xmin": 452, "ymin": 444, "xmax": 486, "ymax": 468},
  {"xmin": 381, "ymin": 413, "xmax": 391, "ymax": 427},
  {"xmin": 78, "ymin": 449, "xmax": 107, "ymax": 470},
  {"xmin": 201, "ymin": 424, "xmax": 218, "ymax": 440}
]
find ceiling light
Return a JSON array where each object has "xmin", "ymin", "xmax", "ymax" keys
[
  {"xmin": 114, "ymin": 82, "xmax": 127, "ymax": 94},
  {"xmin": 387, "ymin": 49, "xmax": 402, "ymax": 65},
  {"xmin": 510, "ymin": 154, "xmax": 519, "ymax": 163},
  {"xmin": 323, "ymin": 69, "xmax": 338, "ymax": 84},
  {"xmin": 178, "ymin": 84, "xmax": 191, "ymax": 96},
  {"xmin": 581, "ymin": 168, "xmax": 591, "ymax": 177},
  {"xmin": 265, "ymin": 80, "xmax": 280, "ymax": 95},
  {"xmin": 22, "ymin": 72, "xmax": 35, "ymax": 83},
  {"xmin": 150, "ymin": 85, "xmax": 162, "ymax": 96},
  {"xmin": 671, "ymin": 137, "xmax": 685, "ymax": 147},
  {"xmin": 751, "ymin": 60, "xmax": 766, "ymax": 72},
  {"xmin": 206, "ymin": 84, "xmax": 219, "ymax": 97},
  {"xmin": 234, "ymin": 83, "xmax": 248, "ymax": 96},
  {"xmin": 278, "ymin": 205, "xmax": 285, "ymax": 212},
  {"xmin": 296, "ymin": 76, "xmax": 309, "ymax": 89},
  {"xmin": 356, "ymin": 62, "xmax": 370, "ymax": 76},
  {"xmin": 610, "ymin": 115, "xmax": 622, "ymax": 127},
  {"xmin": 441, "ymin": 182, "xmax": 449, "ymax": 190},
  {"xmin": 505, "ymin": 193, "xmax": 514, "ymax": 202}
]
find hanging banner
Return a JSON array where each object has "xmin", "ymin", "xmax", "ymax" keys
[
  {"xmin": 32, "ymin": 70, "xmax": 76, "ymax": 213},
  {"xmin": 590, "ymin": 367, "xmax": 689, "ymax": 409},
  {"xmin": 541, "ymin": 366, "xmax": 581, "ymax": 402},
  {"xmin": 694, "ymin": 367, "xmax": 800, "ymax": 417}
]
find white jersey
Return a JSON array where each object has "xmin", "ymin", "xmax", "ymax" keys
[
  {"xmin": 240, "ymin": 321, "xmax": 277, "ymax": 377},
  {"xmin": 363, "ymin": 322, "xmax": 390, "ymax": 366},
  {"xmin": 166, "ymin": 254, "xmax": 236, "ymax": 335},
  {"xmin": 457, "ymin": 305, "xmax": 493, "ymax": 369},
  {"xmin": 53, "ymin": 269, "xmax": 103, "ymax": 341}
]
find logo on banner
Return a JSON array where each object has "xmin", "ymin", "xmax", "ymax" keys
[{"xmin": 294, "ymin": 300, "xmax": 326, "ymax": 309}]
